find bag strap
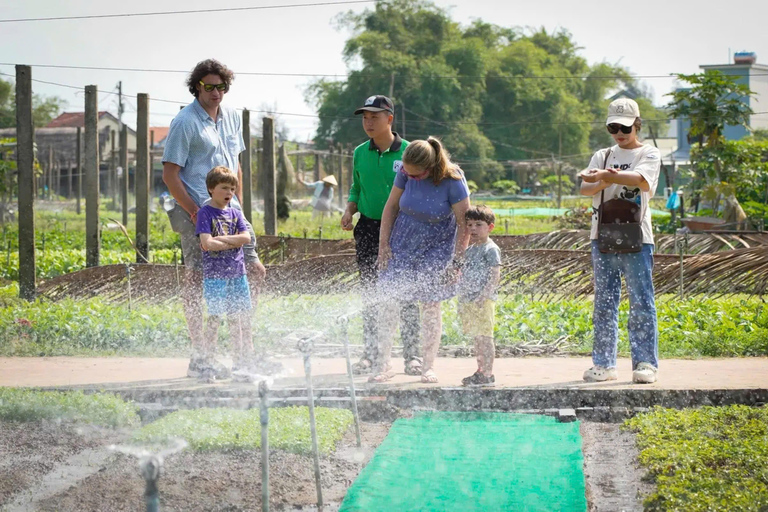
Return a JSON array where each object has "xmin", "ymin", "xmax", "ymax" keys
[{"xmin": 598, "ymin": 148, "xmax": 613, "ymax": 225}]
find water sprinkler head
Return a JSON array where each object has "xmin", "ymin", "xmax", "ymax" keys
[{"xmin": 139, "ymin": 455, "xmax": 161, "ymax": 482}]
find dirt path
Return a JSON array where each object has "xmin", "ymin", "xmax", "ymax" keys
[{"xmin": 581, "ymin": 422, "xmax": 654, "ymax": 512}]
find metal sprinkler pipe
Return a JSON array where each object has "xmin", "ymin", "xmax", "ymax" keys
[
  {"xmin": 259, "ymin": 380, "xmax": 270, "ymax": 512},
  {"xmin": 338, "ymin": 316, "xmax": 362, "ymax": 448},
  {"xmin": 139, "ymin": 455, "xmax": 161, "ymax": 512},
  {"xmin": 298, "ymin": 336, "xmax": 324, "ymax": 509}
]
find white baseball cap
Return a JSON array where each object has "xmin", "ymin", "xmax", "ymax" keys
[{"xmin": 606, "ymin": 98, "xmax": 640, "ymax": 126}]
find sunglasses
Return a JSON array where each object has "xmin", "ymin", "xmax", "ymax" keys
[
  {"xmin": 607, "ymin": 123, "xmax": 633, "ymax": 134},
  {"xmin": 199, "ymin": 80, "xmax": 228, "ymax": 93}
]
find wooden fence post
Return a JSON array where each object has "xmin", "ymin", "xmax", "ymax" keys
[
  {"xmin": 135, "ymin": 93, "xmax": 150, "ymax": 262},
  {"xmin": 242, "ymin": 108, "xmax": 253, "ymax": 223},
  {"xmin": 84, "ymin": 85, "xmax": 100, "ymax": 267},
  {"xmin": 110, "ymin": 129, "xmax": 117, "ymax": 209},
  {"xmin": 16, "ymin": 65, "xmax": 35, "ymax": 301},
  {"xmin": 262, "ymin": 117, "xmax": 277, "ymax": 236},
  {"xmin": 337, "ymin": 143, "xmax": 344, "ymax": 209},
  {"xmin": 76, "ymin": 127, "xmax": 82, "ymax": 215},
  {"xmin": 313, "ymin": 152, "xmax": 320, "ymax": 181},
  {"xmin": 120, "ymin": 124, "xmax": 128, "ymax": 226}
]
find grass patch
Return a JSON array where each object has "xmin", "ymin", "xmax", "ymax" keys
[
  {"xmin": 624, "ymin": 406, "xmax": 768, "ymax": 511},
  {"xmin": 134, "ymin": 407, "xmax": 353, "ymax": 454},
  {"xmin": 0, "ymin": 388, "xmax": 139, "ymax": 427}
]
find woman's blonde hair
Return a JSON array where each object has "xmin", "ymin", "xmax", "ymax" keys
[{"xmin": 402, "ymin": 136, "xmax": 462, "ymax": 184}]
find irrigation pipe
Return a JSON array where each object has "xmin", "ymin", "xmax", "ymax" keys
[
  {"xmin": 338, "ymin": 315, "xmax": 362, "ymax": 448},
  {"xmin": 259, "ymin": 380, "xmax": 270, "ymax": 512},
  {"xmin": 298, "ymin": 336, "xmax": 324, "ymax": 509}
]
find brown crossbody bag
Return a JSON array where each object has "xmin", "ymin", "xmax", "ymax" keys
[{"xmin": 596, "ymin": 149, "xmax": 643, "ymax": 254}]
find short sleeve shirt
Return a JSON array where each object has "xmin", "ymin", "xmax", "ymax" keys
[
  {"xmin": 393, "ymin": 163, "xmax": 470, "ymax": 223},
  {"xmin": 586, "ymin": 144, "xmax": 661, "ymax": 244},
  {"xmin": 195, "ymin": 205, "xmax": 248, "ymax": 279},
  {"xmin": 162, "ymin": 100, "xmax": 245, "ymax": 208},
  {"xmin": 459, "ymin": 239, "xmax": 502, "ymax": 302}
]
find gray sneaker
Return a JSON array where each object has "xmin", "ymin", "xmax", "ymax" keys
[
  {"xmin": 583, "ymin": 366, "xmax": 618, "ymax": 382},
  {"xmin": 632, "ymin": 362, "xmax": 658, "ymax": 384},
  {"xmin": 187, "ymin": 357, "xmax": 230, "ymax": 380}
]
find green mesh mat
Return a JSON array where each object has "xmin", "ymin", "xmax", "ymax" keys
[{"xmin": 340, "ymin": 412, "xmax": 587, "ymax": 512}]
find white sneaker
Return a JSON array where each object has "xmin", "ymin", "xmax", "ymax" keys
[
  {"xmin": 633, "ymin": 362, "xmax": 658, "ymax": 384},
  {"xmin": 583, "ymin": 366, "xmax": 618, "ymax": 382}
]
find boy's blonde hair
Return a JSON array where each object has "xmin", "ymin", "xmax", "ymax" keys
[
  {"xmin": 206, "ymin": 166, "xmax": 238, "ymax": 195},
  {"xmin": 403, "ymin": 136, "xmax": 462, "ymax": 184}
]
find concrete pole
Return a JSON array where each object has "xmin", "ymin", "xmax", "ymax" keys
[
  {"xmin": 313, "ymin": 152, "xmax": 320, "ymax": 181},
  {"xmin": 135, "ymin": 93, "xmax": 150, "ymax": 263},
  {"xmin": 16, "ymin": 65, "xmax": 36, "ymax": 301},
  {"xmin": 67, "ymin": 158, "xmax": 73, "ymax": 199},
  {"xmin": 84, "ymin": 85, "xmax": 100, "ymax": 268},
  {"xmin": 110, "ymin": 129, "xmax": 117, "ymax": 209},
  {"xmin": 47, "ymin": 146, "xmax": 53, "ymax": 199},
  {"xmin": 262, "ymin": 117, "xmax": 277, "ymax": 236},
  {"xmin": 241, "ymin": 109, "xmax": 253, "ymax": 223},
  {"xmin": 337, "ymin": 143, "xmax": 344, "ymax": 209},
  {"xmin": 76, "ymin": 127, "xmax": 82, "ymax": 215},
  {"xmin": 120, "ymin": 125, "xmax": 128, "ymax": 226}
]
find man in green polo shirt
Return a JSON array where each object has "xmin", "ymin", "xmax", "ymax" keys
[{"xmin": 341, "ymin": 95, "xmax": 422, "ymax": 375}]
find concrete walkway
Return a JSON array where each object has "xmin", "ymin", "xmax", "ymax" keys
[{"xmin": 2, "ymin": 356, "xmax": 767, "ymax": 390}]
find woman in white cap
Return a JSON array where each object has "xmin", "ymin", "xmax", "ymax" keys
[
  {"xmin": 578, "ymin": 98, "xmax": 661, "ymax": 384},
  {"xmin": 296, "ymin": 172, "xmax": 341, "ymax": 219}
]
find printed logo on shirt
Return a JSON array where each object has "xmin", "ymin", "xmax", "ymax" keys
[
  {"xmin": 619, "ymin": 186, "xmax": 642, "ymax": 205},
  {"xmin": 393, "ymin": 160, "xmax": 403, "ymax": 173},
  {"xmin": 647, "ymin": 153, "xmax": 658, "ymax": 159},
  {"xmin": 611, "ymin": 163, "xmax": 632, "ymax": 171}
]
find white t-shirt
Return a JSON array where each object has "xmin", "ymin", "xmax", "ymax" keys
[{"xmin": 586, "ymin": 144, "xmax": 661, "ymax": 244}]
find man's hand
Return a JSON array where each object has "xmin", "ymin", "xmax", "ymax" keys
[
  {"xmin": 188, "ymin": 205, "xmax": 199, "ymax": 225},
  {"xmin": 341, "ymin": 210, "xmax": 354, "ymax": 231}
]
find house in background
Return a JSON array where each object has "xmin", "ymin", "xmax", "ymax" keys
[{"xmin": 672, "ymin": 52, "xmax": 768, "ymax": 162}]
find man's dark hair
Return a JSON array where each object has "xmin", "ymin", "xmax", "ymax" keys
[
  {"xmin": 187, "ymin": 59, "xmax": 235, "ymax": 97},
  {"xmin": 466, "ymin": 205, "xmax": 495, "ymax": 225}
]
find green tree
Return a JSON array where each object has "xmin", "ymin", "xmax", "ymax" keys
[
  {"xmin": 0, "ymin": 77, "xmax": 67, "ymax": 129},
  {"xmin": 666, "ymin": 71, "xmax": 754, "ymax": 210}
]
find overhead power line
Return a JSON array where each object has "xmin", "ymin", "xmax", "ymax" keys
[
  {"xmin": 4, "ymin": 62, "xmax": 756, "ymax": 81},
  {"xmin": 2, "ymin": 70, "xmax": 766, "ymax": 129},
  {"xmin": 0, "ymin": 1, "xmax": 375, "ymax": 23}
]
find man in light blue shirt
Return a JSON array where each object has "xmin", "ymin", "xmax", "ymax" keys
[{"xmin": 162, "ymin": 59, "xmax": 267, "ymax": 380}]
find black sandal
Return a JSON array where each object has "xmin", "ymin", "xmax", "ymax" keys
[{"xmin": 352, "ymin": 358, "xmax": 373, "ymax": 375}]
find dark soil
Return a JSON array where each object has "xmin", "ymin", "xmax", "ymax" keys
[
  {"xmin": 580, "ymin": 422, "xmax": 655, "ymax": 512},
  {"xmin": 0, "ymin": 421, "xmax": 126, "ymax": 507},
  {"xmin": 31, "ymin": 422, "xmax": 389, "ymax": 512}
]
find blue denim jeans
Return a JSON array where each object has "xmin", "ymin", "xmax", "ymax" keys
[{"xmin": 591, "ymin": 241, "xmax": 658, "ymax": 370}]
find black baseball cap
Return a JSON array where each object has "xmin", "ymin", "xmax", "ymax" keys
[{"xmin": 354, "ymin": 95, "xmax": 394, "ymax": 115}]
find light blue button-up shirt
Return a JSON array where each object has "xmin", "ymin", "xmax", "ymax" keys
[{"xmin": 162, "ymin": 99, "xmax": 245, "ymax": 208}]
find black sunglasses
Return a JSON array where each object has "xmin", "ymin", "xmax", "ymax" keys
[
  {"xmin": 199, "ymin": 80, "xmax": 228, "ymax": 93},
  {"xmin": 607, "ymin": 123, "xmax": 633, "ymax": 135}
]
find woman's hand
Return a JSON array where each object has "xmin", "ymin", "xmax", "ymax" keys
[{"xmin": 377, "ymin": 244, "xmax": 392, "ymax": 270}]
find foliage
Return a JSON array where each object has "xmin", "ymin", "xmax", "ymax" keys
[
  {"xmin": 0, "ymin": 290, "xmax": 190, "ymax": 356},
  {"xmin": 0, "ymin": 388, "xmax": 139, "ymax": 427},
  {"xmin": 309, "ymin": 0, "xmax": 659, "ymax": 186},
  {"xmin": 491, "ymin": 179, "xmax": 520, "ymax": 195},
  {"xmin": 540, "ymin": 174, "xmax": 574, "ymax": 195},
  {"xmin": 667, "ymin": 71, "xmax": 756, "ymax": 209},
  {"xmin": 624, "ymin": 405, "xmax": 768, "ymax": 511},
  {"xmin": 690, "ymin": 138, "xmax": 768, "ymax": 206},
  {"xmin": 0, "ymin": 76, "xmax": 67, "ymax": 129},
  {"xmin": 134, "ymin": 407, "xmax": 353, "ymax": 454}
]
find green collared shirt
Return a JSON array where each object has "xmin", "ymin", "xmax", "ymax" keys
[{"xmin": 348, "ymin": 133, "xmax": 409, "ymax": 220}]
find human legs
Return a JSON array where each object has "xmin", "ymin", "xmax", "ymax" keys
[
  {"xmin": 353, "ymin": 216, "xmax": 381, "ymax": 372},
  {"xmin": 622, "ymin": 244, "xmax": 658, "ymax": 380},
  {"xmin": 420, "ymin": 301, "xmax": 442, "ymax": 383},
  {"xmin": 459, "ymin": 300, "xmax": 496, "ymax": 386},
  {"xmin": 369, "ymin": 300, "xmax": 399, "ymax": 382},
  {"xmin": 588, "ymin": 241, "xmax": 622, "ymax": 377},
  {"xmin": 399, "ymin": 302, "xmax": 422, "ymax": 374}
]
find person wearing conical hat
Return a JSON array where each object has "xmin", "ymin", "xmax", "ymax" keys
[{"xmin": 296, "ymin": 171, "xmax": 342, "ymax": 219}]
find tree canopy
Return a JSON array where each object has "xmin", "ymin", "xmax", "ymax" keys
[
  {"xmin": 307, "ymin": 0, "xmax": 661, "ymax": 186},
  {"xmin": 0, "ymin": 77, "xmax": 66, "ymax": 129}
]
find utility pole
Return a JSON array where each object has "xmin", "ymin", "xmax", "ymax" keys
[
  {"xmin": 76, "ymin": 127, "xmax": 82, "ymax": 215},
  {"xmin": 117, "ymin": 81, "xmax": 124, "ymax": 128},
  {"xmin": 120, "ymin": 125, "xmax": 128, "ymax": 226}
]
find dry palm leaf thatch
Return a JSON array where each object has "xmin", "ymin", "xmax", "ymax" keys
[
  {"xmin": 493, "ymin": 230, "xmax": 768, "ymax": 255},
  {"xmin": 263, "ymin": 254, "xmax": 359, "ymax": 294},
  {"xmin": 256, "ymin": 236, "xmax": 355, "ymax": 264},
  {"xmin": 654, "ymin": 246, "xmax": 768, "ymax": 297}
]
